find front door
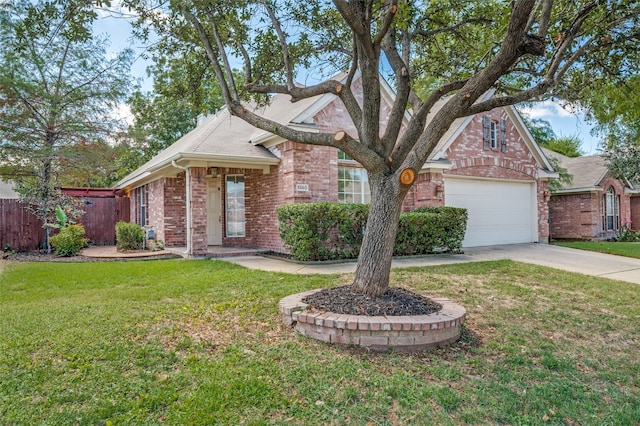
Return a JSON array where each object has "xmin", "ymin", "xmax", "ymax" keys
[{"xmin": 207, "ymin": 177, "xmax": 222, "ymax": 245}]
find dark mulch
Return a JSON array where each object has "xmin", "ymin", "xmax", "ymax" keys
[
  {"xmin": 2, "ymin": 251, "xmax": 103, "ymax": 262},
  {"xmin": 303, "ymin": 285, "xmax": 443, "ymax": 316}
]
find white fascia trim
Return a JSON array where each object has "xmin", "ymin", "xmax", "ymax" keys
[
  {"xmin": 419, "ymin": 160, "xmax": 452, "ymax": 173},
  {"xmin": 117, "ymin": 171, "xmax": 152, "ymax": 190},
  {"xmin": 431, "ymin": 115, "xmax": 475, "ymax": 160},
  {"xmin": 443, "ymin": 174, "xmax": 536, "ymax": 185},
  {"xmin": 430, "ymin": 90, "xmax": 495, "ymax": 160},
  {"xmin": 594, "ymin": 169, "xmax": 612, "ymax": 188},
  {"xmin": 552, "ymin": 186, "xmax": 601, "ymax": 194},
  {"xmin": 538, "ymin": 168, "xmax": 560, "ymax": 180},
  {"xmin": 252, "ymin": 124, "xmax": 319, "ymax": 148},
  {"xmin": 507, "ymin": 106, "xmax": 555, "ymax": 171},
  {"xmin": 120, "ymin": 152, "xmax": 280, "ymax": 189},
  {"xmin": 291, "ymin": 92, "xmax": 338, "ymax": 124}
]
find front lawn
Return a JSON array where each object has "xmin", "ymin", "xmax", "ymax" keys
[
  {"xmin": 555, "ymin": 241, "xmax": 640, "ymax": 259},
  {"xmin": 1, "ymin": 259, "xmax": 638, "ymax": 424}
]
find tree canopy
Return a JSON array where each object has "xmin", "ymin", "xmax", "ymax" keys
[
  {"xmin": 0, "ymin": 0, "xmax": 133, "ymax": 244},
  {"xmin": 127, "ymin": 0, "xmax": 640, "ymax": 295},
  {"xmin": 585, "ymin": 76, "xmax": 640, "ymax": 184},
  {"xmin": 121, "ymin": 49, "xmax": 228, "ymax": 170}
]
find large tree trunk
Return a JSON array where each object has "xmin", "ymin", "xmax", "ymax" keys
[{"xmin": 351, "ymin": 172, "xmax": 408, "ymax": 296}]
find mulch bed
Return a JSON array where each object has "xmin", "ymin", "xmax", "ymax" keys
[
  {"xmin": 2, "ymin": 251, "xmax": 106, "ymax": 262},
  {"xmin": 303, "ymin": 285, "xmax": 443, "ymax": 316}
]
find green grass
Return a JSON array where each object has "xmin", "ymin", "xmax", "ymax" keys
[
  {"xmin": 1, "ymin": 259, "xmax": 639, "ymax": 425},
  {"xmin": 555, "ymin": 240, "xmax": 640, "ymax": 259}
]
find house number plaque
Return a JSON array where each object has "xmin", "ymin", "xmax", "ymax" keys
[
  {"xmin": 295, "ymin": 183, "xmax": 309, "ymax": 192},
  {"xmin": 400, "ymin": 168, "xmax": 415, "ymax": 185}
]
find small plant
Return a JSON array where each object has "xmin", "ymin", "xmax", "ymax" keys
[
  {"xmin": 615, "ymin": 223, "xmax": 640, "ymax": 242},
  {"xmin": 151, "ymin": 239, "xmax": 165, "ymax": 251},
  {"xmin": 115, "ymin": 221, "xmax": 145, "ymax": 250},
  {"xmin": 48, "ymin": 224, "xmax": 89, "ymax": 256}
]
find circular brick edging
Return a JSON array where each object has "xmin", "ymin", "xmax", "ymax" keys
[{"xmin": 279, "ymin": 289, "xmax": 466, "ymax": 352}]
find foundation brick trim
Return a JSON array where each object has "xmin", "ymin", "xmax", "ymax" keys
[{"xmin": 279, "ymin": 290, "xmax": 466, "ymax": 352}]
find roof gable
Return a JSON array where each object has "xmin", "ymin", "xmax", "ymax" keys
[
  {"xmin": 429, "ymin": 94, "xmax": 554, "ymax": 172},
  {"xmin": 542, "ymin": 148, "xmax": 618, "ymax": 191}
]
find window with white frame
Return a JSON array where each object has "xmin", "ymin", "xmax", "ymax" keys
[
  {"xmin": 225, "ymin": 175, "xmax": 245, "ymax": 237},
  {"xmin": 338, "ymin": 167, "xmax": 370, "ymax": 203},
  {"xmin": 602, "ymin": 186, "xmax": 620, "ymax": 231},
  {"xmin": 490, "ymin": 120, "xmax": 499, "ymax": 149},
  {"xmin": 338, "ymin": 150, "xmax": 354, "ymax": 161},
  {"xmin": 139, "ymin": 185, "xmax": 146, "ymax": 227}
]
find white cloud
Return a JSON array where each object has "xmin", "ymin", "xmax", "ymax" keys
[
  {"xmin": 113, "ymin": 103, "xmax": 134, "ymax": 126},
  {"xmin": 519, "ymin": 100, "xmax": 577, "ymax": 120}
]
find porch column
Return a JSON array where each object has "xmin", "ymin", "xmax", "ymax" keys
[
  {"xmin": 537, "ymin": 180, "xmax": 551, "ymax": 244},
  {"xmin": 189, "ymin": 166, "xmax": 208, "ymax": 256}
]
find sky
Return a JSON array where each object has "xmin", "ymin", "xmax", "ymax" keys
[{"xmin": 92, "ymin": 5, "xmax": 603, "ymax": 156}]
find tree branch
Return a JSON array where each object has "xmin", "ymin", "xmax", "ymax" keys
[
  {"xmin": 181, "ymin": 7, "xmax": 233, "ymax": 106},
  {"xmin": 205, "ymin": 8, "xmax": 240, "ymax": 103},
  {"xmin": 261, "ymin": 0, "xmax": 295, "ymax": 90}
]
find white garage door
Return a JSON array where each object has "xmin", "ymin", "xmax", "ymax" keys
[{"xmin": 444, "ymin": 177, "xmax": 538, "ymax": 247}]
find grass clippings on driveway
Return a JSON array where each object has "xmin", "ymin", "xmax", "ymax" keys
[
  {"xmin": 555, "ymin": 241, "xmax": 640, "ymax": 259},
  {"xmin": 0, "ymin": 259, "xmax": 638, "ymax": 425}
]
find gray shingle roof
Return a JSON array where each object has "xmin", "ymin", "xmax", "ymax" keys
[
  {"xmin": 542, "ymin": 148, "xmax": 608, "ymax": 190},
  {"xmin": 117, "ymin": 107, "xmax": 281, "ymax": 188}
]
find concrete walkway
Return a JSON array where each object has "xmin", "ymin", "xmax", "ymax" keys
[{"xmin": 225, "ymin": 243, "xmax": 640, "ymax": 285}]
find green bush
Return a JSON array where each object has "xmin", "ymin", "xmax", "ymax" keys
[
  {"xmin": 615, "ymin": 223, "xmax": 640, "ymax": 242},
  {"xmin": 115, "ymin": 221, "xmax": 145, "ymax": 250},
  {"xmin": 409, "ymin": 206, "xmax": 468, "ymax": 253},
  {"xmin": 277, "ymin": 202, "xmax": 368, "ymax": 261},
  {"xmin": 277, "ymin": 203, "xmax": 467, "ymax": 261},
  {"xmin": 48, "ymin": 224, "xmax": 89, "ymax": 257}
]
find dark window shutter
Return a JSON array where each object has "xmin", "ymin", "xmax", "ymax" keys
[
  {"xmin": 500, "ymin": 119, "xmax": 507, "ymax": 152},
  {"xmin": 483, "ymin": 116, "xmax": 490, "ymax": 150}
]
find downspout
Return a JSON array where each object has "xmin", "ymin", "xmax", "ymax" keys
[{"xmin": 172, "ymin": 160, "xmax": 191, "ymax": 256}]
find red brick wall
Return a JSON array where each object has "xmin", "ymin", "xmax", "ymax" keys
[
  {"xmin": 442, "ymin": 108, "xmax": 550, "ymax": 242},
  {"xmin": 189, "ymin": 167, "xmax": 208, "ymax": 256},
  {"xmin": 402, "ymin": 171, "xmax": 445, "ymax": 211},
  {"xmin": 147, "ymin": 179, "xmax": 164, "ymax": 241},
  {"xmin": 549, "ymin": 173, "xmax": 633, "ymax": 240},
  {"xmin": 163, "ymin": 176, "xmax": 186, "ymax": 247},
  {"xmin": 599, "ymin": 174, "xmax": 631, "ymax": 231},
  {"xmin": 537, "ymin": 180, "xmax": 550, "ymax": 243},
  {"xmin": 444, "ymin": 110, "xmax": 538, "ymax": 181},
  {"xmin": 631, "ymin": 196, "xmax": 640, "ymax": 230},
  {"xmin": 217, "ymin": 166, "xmax": 283, "ymax": 251},
  {"xmin": 549, "ymin": 193, "xmax": 600, "ymax": 239}
]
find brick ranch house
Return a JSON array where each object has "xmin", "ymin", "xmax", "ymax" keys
[
  {"xmin": 116, "ymin": 81, "xmax": 558, "ymax": 256},
  {"xmin": 544, "ymin": 149, "xmax": 640, "ymax": 240}
]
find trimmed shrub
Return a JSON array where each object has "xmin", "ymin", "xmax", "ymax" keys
[
  {"xmin": 277, "ymin": 203, "xmax": 468, "ymax": 261},
  {"xmin": 115, "ymin": 221, "xmax": 144, "ymax": 250},
  {"xmin": 410, "ymin": 206, "xmax": 468, "ymax": 253},
  {"xmin": 49, "ymin": 224, "xmax": 89, "ymax": 257},
  {"xmin": 277, "ymin": 202, "xmax": 368, "ymax": 261}
]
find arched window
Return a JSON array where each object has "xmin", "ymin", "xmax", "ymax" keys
[{"xmin": 602, "ymin": 187, "xmax": 620, "ymax": 231}]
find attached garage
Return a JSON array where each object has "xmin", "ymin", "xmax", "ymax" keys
[{"xmin": 444, "ymin": 176, "xmax": 538, "ymax": 247}]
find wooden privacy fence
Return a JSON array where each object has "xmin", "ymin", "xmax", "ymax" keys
[
  {"xmin": 0, "ymin": 199, "xmax": 44, "ymax": 251},
  {"xmin": 77, "ymin": 196, "xmax": 130, "ymax": 246},
  {"xmin": 0, "ymin": 194, "xmax": 130, "ymax": 251}
]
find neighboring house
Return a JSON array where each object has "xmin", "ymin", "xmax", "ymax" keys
[
  {"xmin": 544, "ymin": 148, "xmax": 640, "ymax": 240},
  {"xmin": 0, "ymin": 180, "xmax": 19, "ymax": 199},
  {"xmin": 116, "ymin": 80, "xmax": 558, "ymax": 256}
]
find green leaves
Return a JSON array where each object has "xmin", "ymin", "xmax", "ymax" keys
[
  {"xmin": 277, "ymin": 203, "xmax": 468, "ymax": 261},
  {"xmin": 0, "ymin": 0, "xmax": 133, "ymax": 231},
  {"xmin": 54, "ymin": 204, "xmax": 68, "ymax": 229}
]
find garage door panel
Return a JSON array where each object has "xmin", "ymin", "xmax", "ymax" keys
[{"xmin": 445, "ymin": 178, "xmax": 536, "ymax": 247}]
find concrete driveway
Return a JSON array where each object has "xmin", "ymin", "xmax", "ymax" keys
[{"xmin": 225, "ymin": 243, "xmax": 640, "ymax": 285}]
